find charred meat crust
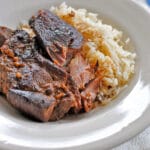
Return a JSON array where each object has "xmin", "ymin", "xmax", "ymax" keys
[
  {"xmin": 7, "ymin": 89, "xmax": 56, "ymax": 122},
  {"xmin": 29, "ymin": 10, "xmax": 83, "ymax": 66}
]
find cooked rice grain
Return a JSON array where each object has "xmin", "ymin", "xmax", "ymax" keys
[{"xmin": 51, "ymin": 3, "xmax": 136, "ymax": 102}]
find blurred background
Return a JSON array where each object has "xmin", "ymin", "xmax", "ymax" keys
[
  {"xmin": 138, "ymin": 0, "xmax": 150, "ymax": 5},
  {"xmin": 146, "ymin": 0, "xmax": 150, "ymax": 5}
]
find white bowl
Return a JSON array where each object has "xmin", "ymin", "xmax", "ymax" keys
[{"xmin": 0, "ymin": 0, "xmax": 150, "ymax": 149}]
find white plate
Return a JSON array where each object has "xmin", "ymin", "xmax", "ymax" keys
[{"xmin": 0, "ymin": 0, "xmax": 150, "ymax": 150}]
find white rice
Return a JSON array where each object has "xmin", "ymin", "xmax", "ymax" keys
[{"xmin": 50, "ymin": 3, "xmax": 136, "ymax": 104}]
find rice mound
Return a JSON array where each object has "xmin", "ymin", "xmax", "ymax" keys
[{"xmin": 50, "ymin": 3, "xmax": 136, "ymax": 104}]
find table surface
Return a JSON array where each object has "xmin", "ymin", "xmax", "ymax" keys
[
  {"xmin": 113, "ymin": 0, "xmax": 150, "ymax": 150},
  {"xmin": 113, "ymin": 127, "xmax": 150, "ymax": 150}
]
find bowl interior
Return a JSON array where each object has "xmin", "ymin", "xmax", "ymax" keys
[{"xmin": 0, "ymin": 0, "xmax": 150, "ymax": 150}]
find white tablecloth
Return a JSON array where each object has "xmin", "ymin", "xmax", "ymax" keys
[
  {"xmin": 113, "ymin": 127, "xmax": 150, "ymax": 150},
  {"xmin": 113, "ymin": 0, "xmax": 150, "ymax": 149}
]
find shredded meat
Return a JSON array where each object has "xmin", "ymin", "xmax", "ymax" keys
[
  {"xmin": 69, "ymin": 53, "xmax": 94, "ymax": 90},
  {"xmin": 0, "ymin": 30, "xmax": 78, "ymax": 121},
  {"xmin": 81, "ymin": 77, "xmax": 101, "ymax": 112},
  {"xmin": 0, "ymin": 10, "xmax": 101, "ymax": 122}
]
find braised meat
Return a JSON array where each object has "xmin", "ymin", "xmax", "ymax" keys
[
  {"xmin": 29, "ymin": 10, "xmax": 83, "ymax": 66},
  {"xmin": 81, "ymin": 77, "xmax": 101, "ymax": 112},
  {"xmin": 7, "ymin": 89, "xmax": 56, "ymax": 121},
  {"xmin": 0, "ymin": 30, "xmax": 79, "ymax": 121},
  {"xmin": 69, "ymin": 53, "xmax": 94, "ymax": 90},
  {"xmin": 0, "ymin": 26, "xmax": 13, "ymax": 47},
  {"xmin": 0, "ymin": 10, "xmax": 101, "ymax": 122}
]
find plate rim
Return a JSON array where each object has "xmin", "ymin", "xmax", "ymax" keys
[{"xmin": 0, "ymin": 0, "xmax": 150, "ymax": 150}]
